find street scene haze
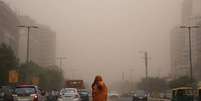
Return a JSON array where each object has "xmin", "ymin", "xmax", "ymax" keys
[{"xmin": 0, "ymin": 0, "xmax": 201, "ymax": 101}]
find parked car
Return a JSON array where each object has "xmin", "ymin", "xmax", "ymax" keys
[
  {"xmin": 58, "ymin": 88, "xmax": 80, "ymax": 101},
  {"xmin": 0, "ymin": 86, "xmax": 14, "ymax": 101},
  {"xmin": 108, "ymin": 91, "xmax": 120, "ymax": 98},
  {"xmin": 132, "ymin": 90, "xmax": 148, "ymax": 101},
  {"xmin": 13, "ymin": 85, "xmax": 44, "ymax": 101},
  {"xmin": 78, "ymin": 89, "xmax": 89, "ymax": 101}
]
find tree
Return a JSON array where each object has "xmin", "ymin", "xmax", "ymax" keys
[
  {"xmin": 39, "ymin": 65, "xmax": 64, "ymax": 90},
  {"xmin": 0, "ymin": 43, "xmax": 18, "ymax": 82},
  {"xmin": 18, "ymin": 62, "xmax": 64, "ymax": 90},
  {"xmin": 0, "ymin": 43, "xmax": 64, "ymax": 89}
]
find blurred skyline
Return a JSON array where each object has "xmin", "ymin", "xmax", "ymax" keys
[{"xmin": 3, "ymin": 0, "xmax": 183, "ymax": 83}]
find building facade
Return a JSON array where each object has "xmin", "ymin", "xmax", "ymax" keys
[
  {"xmin": 18, "ymin": 16, "xmax": 56, "ymax": 67},
  {"xmin": 0, "ymin": 1, "xmax": 20, "ymax": 54},
  {"xmin": 171, "ymin": 0, "xmax": 201, "ymax": 80}
]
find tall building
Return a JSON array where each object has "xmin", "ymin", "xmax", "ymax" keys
[
  {"xmin": 191, "ymin": 0, "xmax": 201, "ymax": 79},
  {"xmin": 18, "ymin": 16, "xmax": 56, "ymax": 67},
  {"xmin": 192, "ymin": 0, "xmax": 201, "ymax": 17},
  {"xmin": 171, "ymin": 0, "xmax": 201, "ymax": 80},
  {"xmin": 34, "ymin": 25, "xmax": 56, "ymax": 67},
  {"xmin": 0, "ymin": 1, "xmax": 20, "ymax": 54},
  {"xmin": 181, "ymin": 0, "xmax": 193, "ymax": 24},
  {"xmin": 170, "ymin": 27, "xmax": 189, "ymax": 78}
]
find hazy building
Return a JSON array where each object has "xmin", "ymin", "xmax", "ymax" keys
[
  {"xmin": 0, "ymin": 1, "xmax": 20, "ymax": 54},
  {"xmin": 192, "ymin": 0, "xmax": 201, "ymax": 17},
  {"xmin": 34, "ymin": 25, "xmax": 56, "ymax": 67},
  {"xmin": 181, "ymin": 0, "xmax": 193, "ymax": 24},
  {"xmin": 171, "ymin": 0, "xmax": 201, "ymax": 79},
  {"xmin": 190, "ymin": 0, "xmax": 201, "ymax": 80},
  {"xmin": 18, "ymin": 16, "xmax": 56, "ymax": 67},
  {"xmin": 170, "ymin": 27, "xmax": 189, "ymax": 78}
]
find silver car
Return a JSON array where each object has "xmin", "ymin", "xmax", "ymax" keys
[{"xmin": 58, "ymin": 88, "xmax": 80, "ymax": 101}]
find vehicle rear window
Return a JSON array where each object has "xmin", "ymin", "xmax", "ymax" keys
[
  {"xmin": 15, "ymin": 87, "xmax": 36, "ymax": 95},
  {"xmin": 61, "ymin": 89, "xmax": 76, "ymax": 94},
  {"xmin": 79, "ymin": 91, "xmax": 88, "ymax": 95}
]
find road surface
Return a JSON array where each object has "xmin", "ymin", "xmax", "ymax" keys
[{"xmin": 89, "ymin": 96, "xmax": 170, "ymax": 101}]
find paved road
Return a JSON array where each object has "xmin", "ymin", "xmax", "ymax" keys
[
  {"xmin": 108, "ymin": 97, "xmax": 132, "ymax": 101},
  {"xmin": 89, "ymin": 96, "xmax": 132, "ymax": 101},
  {"xmin": 90, "ymin": 97, "xmax": 170, "ymax": 101}
]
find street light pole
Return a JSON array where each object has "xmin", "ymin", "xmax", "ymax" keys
[
  {"xmin": 17, "ymin": 25, "xmax": 38, "ymax": 63},
  {"xmin": 144, "ymin": 51, "xmax": 148, "ymax": 79},
  {"xmin": 180, "ymin": 25, "xmax": 200, "ymax": 80},
  {"xmin": 139, "ymin": 51, "xmax": 150, "ymax": 79}
]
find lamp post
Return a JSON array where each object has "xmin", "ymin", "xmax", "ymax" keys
[
  {"xmin": 17, "ymin": 25, "xmax": 38, "ymax": 63},
  {"xmin": 180, "ymin": 25, "xmax": 200, "ymax": 80},
  {"xmin": 139, "ymin": 51, "xmax": 150, "ymax": 79}
]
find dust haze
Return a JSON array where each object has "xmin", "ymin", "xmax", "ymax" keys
[{"xmin": 3, "ymin": 0, "xmax": 182, "ymax": 87}]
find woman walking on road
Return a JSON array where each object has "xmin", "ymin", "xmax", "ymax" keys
[{"xmin": 92, "ymin": 75, "xmax": 108, "ymax": 101}]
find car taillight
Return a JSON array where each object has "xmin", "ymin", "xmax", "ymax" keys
[{"xmin": 33, "ymin": 95, "xmax": 38, "ymax": 101}]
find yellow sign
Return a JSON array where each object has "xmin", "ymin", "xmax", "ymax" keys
[
  {"xmin": 32, "ymin": 77, "xmax": 40, "ymax": 85},
  {"xmin": 9, "ymin": 70, "xmax": 18, "ymax": 83}
]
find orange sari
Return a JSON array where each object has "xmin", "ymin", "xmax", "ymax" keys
[{"xmin": 92, "ymin": 82, "xmax": 108, "ymax": 101}]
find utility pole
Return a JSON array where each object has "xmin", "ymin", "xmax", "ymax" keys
[
  {"xmin": 17, "ymin": 25, "xmax": 38, "ymax": 63},
  {"xmin": 180, "ymin": 25, "xmax": 200, "ymax": 80},
  {"xmin": 140, "ymin": 51, "xmax": 150, "ymax": 79},
  {"xmin": 129, "ymin": 68, "xmax": 134, "ymax": 90},
  {"xmin": 139, "ymin": 51, "xmax": 150, "ymax": 79},
  {"xmin": 57, "ymin": 57, "xmax": 67, "ymax": 68},
  {"xmin": 144, "ymin": 51, "xmax": 148, "ymax": 79}
]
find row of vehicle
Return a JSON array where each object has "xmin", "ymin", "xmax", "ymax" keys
[
  {"xmin": 1, "ymin": 85, "xmax": 90, "ymax": 101},
  {"xmin": 1, "ymin": 83, "xmax": 151, "ymax": 101},
  {"xmin": 0, "ymin": 84, "xmax": 46, "ymax": 101},
  {"xmin": 107, "ymin": 90, "xmax": 148, "ymax": 101},
  {"xmin": 128, "ymin": 86, "xmax": 201, "ymax": 101}
]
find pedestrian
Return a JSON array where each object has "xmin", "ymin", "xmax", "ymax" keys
[{"xmin": 92, "ymin": 75, "xmax": 108, "ymax": 101}]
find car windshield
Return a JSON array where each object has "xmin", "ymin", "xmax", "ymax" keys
[{"xmin": 15, "ymin": 87, "xmax": 36, "ymax": 95}]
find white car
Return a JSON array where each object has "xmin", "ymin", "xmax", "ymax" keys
[
  {"xmin": 108, "ymin": 91, "xmax": 120, "ymax": 98},
  {"xmin": 13, "ymin": 85, "xmax": 44, "ymax": 101},
  {"xmin": 58, "ymin": 88, "xmax": 80, "ymax": 101}
]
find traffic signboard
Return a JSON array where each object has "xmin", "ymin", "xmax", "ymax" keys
[
  {"xmin": 9, "ymin": 70, "xmax": 19, "ymax": 83},
  {"xmin": 32, "ymin": 77, "xmax": 40, "ymax": 85}
]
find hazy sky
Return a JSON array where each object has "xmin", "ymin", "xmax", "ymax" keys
[{"xmin": 3, "ymin": 0, "xmax": 183, "ymax": 83}]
